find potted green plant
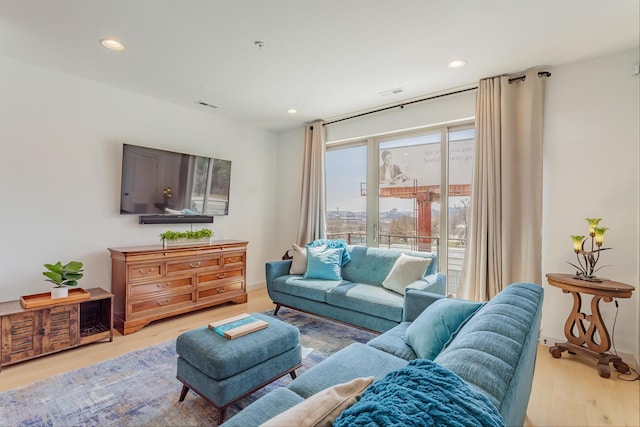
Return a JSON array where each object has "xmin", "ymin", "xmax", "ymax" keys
[
  {"xmin": 43, "ymin": 261, "xmax": 84, "ymax": 299},
  {"xmin": 160, "ymin": 228, "xmax": 214, "ymax": 248}
]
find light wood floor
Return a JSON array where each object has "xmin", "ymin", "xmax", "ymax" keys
[{"xmin": 1, "ymin": 287, "xmax": 638, "ymax": 426}]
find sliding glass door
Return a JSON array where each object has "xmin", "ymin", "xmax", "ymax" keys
[
  {"xmin": 326, "ymin": 143, "xmax": 367, "ymax": 245},
  {"xmin": 326, "ymin": 123, "xmax": 474, "ymax": 295},
  {"xmin": 377, "ymin": 131, "xmax": 441, "ymax": 254}
]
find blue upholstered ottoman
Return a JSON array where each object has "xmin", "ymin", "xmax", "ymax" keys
[{"xmin": 176, "ymin": 313, "xmax": 302, "ymax": 425}]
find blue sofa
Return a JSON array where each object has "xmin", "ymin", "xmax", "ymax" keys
[
  {"xmin": 222, "ymin": 282, "xmax": 544, "ymax": 427},
  {"xmin": 266, "ymin": 245, "xmax": 446, "ymax": 332}
]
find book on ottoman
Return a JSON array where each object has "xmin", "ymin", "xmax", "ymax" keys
[{"xmin": 209, "ymin": 313, "xmax": 269, "ymax": 339}]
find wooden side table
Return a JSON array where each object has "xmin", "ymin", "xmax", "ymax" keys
[
  {"xmin": 545, "ymin": 273, "xmax": 635, "ymax": 378},
  {"xmin": 1, "ymin": 287, "xmax": 113, "ymax": 371}
]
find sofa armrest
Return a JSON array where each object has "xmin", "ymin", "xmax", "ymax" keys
[
  {"xmin": 403, "ymin": 289, "xmax": 445, "ymax": 322},
  {"xmin": 265, "ymin": 260, "xmax": 293, "ymax": 288},
  {"xmin": 405, "ymin": 273, "xmax": 446, "ymax": 295}
]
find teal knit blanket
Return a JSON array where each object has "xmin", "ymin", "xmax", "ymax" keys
[{"xmin": 333, "ymin": 359, "xmax": 504, "ymax": 427}]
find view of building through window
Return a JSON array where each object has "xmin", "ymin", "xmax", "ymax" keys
[{"xmin": 326, "ymin": 124, "xmax": 474, "ymax": 295}]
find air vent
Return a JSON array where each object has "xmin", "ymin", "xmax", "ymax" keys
[
  {"xmin": 379, "ymin": 88, "xmax": 404, "ymax": 97},
  {"xmin": 195, "ymin": 100, "xmax": 219, "ymax": 109}
]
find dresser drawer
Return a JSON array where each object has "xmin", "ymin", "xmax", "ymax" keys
[
  {"xmin": 198, "ymin": 282, "xmax": 244, "ymax": 300},
  {"xmin": 129, "ymin": 292, "xmax": 193, "ymax": 316},
  {"xmin": 166, "ymin": 256, "xmax": 221, "ymax": 274},
  {"xmin": 198, "ymin": 268, "xmax": 244, "ymax": 287},
  {"xmin": 128, "ymin": 263, "xmax": 163, "ymax": 281},
  {"xmin": 222, "ymin": 252, "xmax": 245, "ymax": 267},
  {"xmin": 129, "ymin": 277, "xmax": 193, "ymax": 299}
]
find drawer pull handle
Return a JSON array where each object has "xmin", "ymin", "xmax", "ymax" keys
[
  {"xmin": 189, "ymin": 262, "xmax": 201, "ymax": 268},
  {"xmin": 157, "ymin": 282, "xmax": 170, "ymax": 289},
  {"xmin": 228, "ymin": 257, "xmax": 239, "ymax": 263},
  {"xmin": 157, "ymin": 299, "xmax": 170, "ymax": 306},
  {"xmin": 138, "ymin": 268, "xmax": 155, "ymax": 274},
  {"xmin": 216, "ymin": 287, "xmax": 227, "ymax": 293},
  {"xmin": 217, "ymin": 273, "xmax": 227, "ymax": 279}
]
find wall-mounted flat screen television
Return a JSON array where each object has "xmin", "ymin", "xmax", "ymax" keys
[{"xmin": 120, "ymin": 144, "xmax": 231, "ymax": 222}]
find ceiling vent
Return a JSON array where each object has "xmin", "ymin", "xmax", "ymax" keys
[
  {"xmin": 195, "ymin": 100, "xmax": 219, "ymax": 109},
  {"xmin": 379, "ymin": 87, "xmax": 404, "ymax": 97}
]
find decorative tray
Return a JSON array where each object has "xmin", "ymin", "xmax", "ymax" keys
[
  {"xmin": 208, "ymin": 313, "xmax": 269, "ymax": 339},
  {"xmin": 20, "ymin": 288, "xmax": 91, "ymax": 309}
]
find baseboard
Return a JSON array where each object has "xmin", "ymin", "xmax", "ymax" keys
[
  {"xmin": 247, "ymin": 281, "xmax": 266, "ymax": 292},
  {"xmin": 538, "ymin": 334, "xmax": 563, "ymax": 348}
]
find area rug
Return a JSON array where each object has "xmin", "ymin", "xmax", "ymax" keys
[{"xmin": 0, "ymin": 307, "xmax": 377, "ymax": 426}]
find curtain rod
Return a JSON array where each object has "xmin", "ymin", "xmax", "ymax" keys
[
  {"xmin": 508, "ymin": 71, "xmax": 552, "ymax": 84},
  {"xmin": 322, "ymin": 86, "xmax": 478, "ymax": 127}
]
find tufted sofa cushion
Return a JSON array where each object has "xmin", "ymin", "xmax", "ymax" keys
[
  {"xmin": 433, "ymin": 282, "xmax": 543, "ymax": 427},
  {"xmin": 341, "ymin": 246, "xmax": 435, "ymax": 285},
  {"xmin": 326, "ymin": 283, "xmax": 404, "ymax": 322}
]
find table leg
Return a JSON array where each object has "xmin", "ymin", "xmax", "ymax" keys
[
  {"xmin": 561, "ymin": 290, "xmax": 615, "ymax": 352},
  {"xmin": 549, "ymin": 343, "xmax": 567, "ymax": 359},
  {"xmin": 552, "ymin": 291, "xmax": 625, "ymax": 378},
  {"xmin": 584, "ymin": 294, "xmax": 613, "ymax": 353},
  {"xmin": 549, "ymin": 341, "xmax": 629, "ymax": 378},
  {"xmin": 562, "ymin": 290, "xmax": 586, "ymax": 346}
]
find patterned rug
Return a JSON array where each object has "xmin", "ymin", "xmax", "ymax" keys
[{"xmin": 0, "ymin": 307, "xmax": 377, "ymax": 426}]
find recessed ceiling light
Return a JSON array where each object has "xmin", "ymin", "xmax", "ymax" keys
[
  {"xmin": 379, "ymin": 88, "xmax": 404, "ymax": 97},
  {"xmin": 100, "ymin": 39, "xmax": 125, "ymax": 51},
  {"xmin": 195, "ymin": 100, "xmax": 219, "ymax": 109},
  {"xmin": 286, "ymin": 109, "xmax": 298, "ymax": 114},
  {"xmin": 448, "ymin": 59, "xmax": 467, "ymax": 69}
]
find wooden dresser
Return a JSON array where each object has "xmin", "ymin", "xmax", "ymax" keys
[{"xmin": 108, "ymin": 240, "xmax": 248, "ymax": 335}]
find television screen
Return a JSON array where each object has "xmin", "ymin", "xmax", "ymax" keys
[{"xmin": 120, "ymin": 144, "xmax": 231, "ymax": 217}]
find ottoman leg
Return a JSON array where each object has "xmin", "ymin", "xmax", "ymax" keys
[
  {"xmin": 217, "ymin": 407, "xmax": 227, "ymax": 425},
  {"xmin": 179, "ymin": 384, "xmax": 189, "ymax": 402}
]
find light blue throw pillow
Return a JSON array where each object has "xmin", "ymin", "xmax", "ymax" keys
[
  {"xmin": 404, "ymin": 298, "xmax": 484, "ymax": 360},
  {"xmin": 306, "ymin": 239, "xmax": 351, "ymax": 266},
  {"xmin": 303, "ymin": 246, "xmax": 344, "ymax": 281}
]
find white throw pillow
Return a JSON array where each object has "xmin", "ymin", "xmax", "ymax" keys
[
  {"xmin": 289, "ymin": 244, "xmax": 307, "ymax": 275},
  {"xmin": 260, "ymin": 376, "xmax": 374, "ymax": 427},
  {"xmin": 382, "ymin": 253, "xmax": 432, "ymax": 295}
]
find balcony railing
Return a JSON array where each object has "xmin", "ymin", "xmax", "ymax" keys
[{"xmin": 326, "ymin": 232, "xmax": 440, "ymax": 253}]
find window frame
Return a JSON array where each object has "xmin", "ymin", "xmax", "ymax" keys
[{"xmin": 326, "ymin": 119, "xmax": 475, "ymax": 283}]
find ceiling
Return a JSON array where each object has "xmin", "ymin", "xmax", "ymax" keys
[{"xmin": 1, "ymin": 1, "xmax": 637, "ymax": 132}]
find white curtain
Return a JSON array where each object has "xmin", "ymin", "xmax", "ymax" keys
[
  {"xmin": 297, "ymin": 120, "xmax": 326, "ymax": 245},
  {"xmin": 458, "ymin": 70, "xmax": 548, "ymax": 301}
]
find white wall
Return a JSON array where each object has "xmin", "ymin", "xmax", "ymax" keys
[
  {"xmin": 275, "ymin": 48, "xmax": 640, "ymax": 363},
  {"xmin": 541, "ymin": 48, "xmax": 639, "ymax": 362},
  {"xmin": 0, "ymin": 54, "xmax": 278, "ymax": 302}
]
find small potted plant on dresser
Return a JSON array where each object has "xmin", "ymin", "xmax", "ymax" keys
[
  {"xmin": 160, "ymin": 228, "xmax": 214, "ymax": 249},
  {"xmin": 42, "ymin": 261, "xmax": 84, "ymax": 299}
]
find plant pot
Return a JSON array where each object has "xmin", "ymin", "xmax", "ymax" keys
[
  {"xmin": 162, "ymin": 236, "xmax": 213, "ymax": 249},
  {"xmin": 51, "ymin": 287, "xmax": 69, "ymax": 299}
]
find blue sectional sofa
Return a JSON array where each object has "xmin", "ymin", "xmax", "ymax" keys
[
  {"xmin": 222, "ymin": 282, "xmax": 544, "ymax": 427},
  {"xmin": 266, "ymin": 245, "xmax": 446, "ymax": 332}
]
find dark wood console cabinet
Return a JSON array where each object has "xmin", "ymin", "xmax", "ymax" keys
[
  {"xmin": 108, "ymin": 240, "xmax": 248, "ymax": 335},
  {"xmin": 0, "ymin": 288, "xmax": 113, "ymax": 370}
]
